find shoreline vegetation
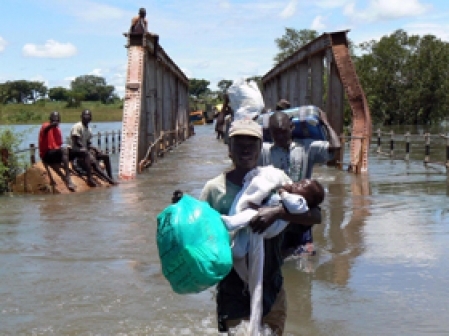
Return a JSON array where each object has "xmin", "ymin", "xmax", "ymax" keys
[{"xmin": 0, "ymin": 101, "xmax": 123, "ymax": 125}]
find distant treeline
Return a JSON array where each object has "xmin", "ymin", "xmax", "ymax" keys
[
  {"xmin": 354, "ymin": 29, "xmax": 449, "ymax": 126},
  {"xmin": 0, "ymin": 75, "xmax": 120, "ymax": 108}
]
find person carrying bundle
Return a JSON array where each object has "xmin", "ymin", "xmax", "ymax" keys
[{"xmin": 200, "ymin": 119, "xmax": 322, "ymax": 335}]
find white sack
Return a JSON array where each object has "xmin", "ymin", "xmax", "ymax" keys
[{"xmin": 227, "ymin": 78, "xmax": 265, "ymax": 121}]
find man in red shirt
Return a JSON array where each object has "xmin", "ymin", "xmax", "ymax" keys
[{"xmin": 38, "ymin": 111, "xmax": 96, "ymax": 190}]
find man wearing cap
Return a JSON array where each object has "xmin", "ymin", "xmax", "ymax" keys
[{"xmin": 200, "ymin": 119, "xmax": 321, "ymax": 335}]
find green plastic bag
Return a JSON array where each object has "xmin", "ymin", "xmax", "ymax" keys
[{"xmin": 156, "ymin": 194, "xmax": 232, "ymax": 294}]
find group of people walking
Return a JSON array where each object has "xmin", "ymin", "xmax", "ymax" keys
[
  {"xmin": 203, "ymin": 98, "xmax": 341, "ymax": 334},
  {"xmin": 38, "ymin": 109, "xmax": 117, "ymax": 191}
]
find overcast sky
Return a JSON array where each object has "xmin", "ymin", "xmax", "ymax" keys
[{"xmin": 0, "ymin": 0, "xmax": 446, "ymax": 97}]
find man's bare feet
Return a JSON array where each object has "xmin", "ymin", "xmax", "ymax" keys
[
  {"xmin": 86, "ymin": 178, "xmax": 97, "ymax": 187},
  {"xmin": 65, "ymin": 178, "xmax": 76, "ymax": 192}
]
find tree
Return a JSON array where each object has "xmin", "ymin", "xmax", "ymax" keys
[
  {"xmin": 0, "ymin": 80, "xmax": 47, "ymax": 103},
  {"xmin": 217, "ymin": 79, "xmax": 232, "ymax": 96},
  {"xmin": 188, "ymin": 78, "xmax": 210, "ymax": 97},
  {"xmin": 274, "ymin": 28, "xmax": 319, "ymax": 64},
  {"xmin": 48, "ymin": 87, "xmax": 69, "ymax": 101},
  {"xmin": 355, "ymin": 29, "xmax": 449, "ymax": 125},
  {"xmin": 70, "ymin": 75, "xmax": 115, "ymax": 103},
  {"xmin": 66, "ymin": 91, "xmax": 85, "ymax": 108}
]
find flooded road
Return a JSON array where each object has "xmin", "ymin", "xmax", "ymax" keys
[{"xmin": 1, "ymin": 124, "xmax": 448, "ymax": 335}]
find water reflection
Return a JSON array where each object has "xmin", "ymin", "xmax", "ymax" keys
[{"xmin": 284, "ymin": 172, "xmax": 372, "ymax": 335}]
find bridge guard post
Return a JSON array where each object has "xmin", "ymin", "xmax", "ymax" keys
[{"xmin": 329, "ymin": 32, "xmax": 372, "ymax": 173}]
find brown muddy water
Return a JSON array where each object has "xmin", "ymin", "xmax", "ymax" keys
[{"xmin": 1, "ymin": 124, "xmax": 448, "ymax": 335}]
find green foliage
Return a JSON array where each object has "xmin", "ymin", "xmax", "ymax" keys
[
  {"xmin": 0, "ymin": 80, "xmax": 47, "ymax": 104},
  {"xmin": 65, "ymin": 91, "xmax": 85, "ymax": 108},
  {"xmin": 0, "ymin": 101, "xmax": 123, "ymax": 125},
  {"xmin": 49, "ymin": 86, "xmax": 69, "ymax": 101},
  {"xmin": 274, "ymin": 28, "xmax": 319, "ymax": 64},
  {"xmin": 7, "ymin": 109, "xmax": 42, "ymax": 123},
  {"xmin": 217, "ymin": 80, "xmax": 232, "ymax": 95},
  {"xmin": 355, "ymin": 29, "xmax": 449, "ymax": 125},
  {"xmin": 189, "ymin": 78, "xmax": 211, "ymax": 97},
  {"xmin": 70, "ymin": 75, "xmax": 115, "ymax": 103},
  {"xmin": 0, "ymin": 127, "xmax": 26, "ymax": 193}
]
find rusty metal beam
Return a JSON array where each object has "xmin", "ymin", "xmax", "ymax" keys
[{"xmin": 262, "ymin": 31, "xmax": 348, "ymax": 83}]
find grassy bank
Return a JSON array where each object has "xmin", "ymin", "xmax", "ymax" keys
[{"xmin": 0, "ymin": 101, "xmax": 123, "ymax": 125}]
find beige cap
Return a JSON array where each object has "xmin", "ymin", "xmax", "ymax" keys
[{"xmin": 229, "ymin": 119, "xmax": 263, "ymax": 140}]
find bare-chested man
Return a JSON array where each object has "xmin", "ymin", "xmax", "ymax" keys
[{"xmin": 130, "ymin": 8, "xmax": 159, "ymax": 57}]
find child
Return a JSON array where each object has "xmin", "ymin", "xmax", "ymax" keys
[{"xmin": 221, "ymin": 169, "xmax": 325, "ymax": 263}]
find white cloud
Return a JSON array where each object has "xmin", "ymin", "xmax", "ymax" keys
[
  {"xmin": 23, "ymin": 40, "xmax": 77, "ymax": 58},
  {"xmin": 345, "ymin": 0, "xmax": 430, "ymax": 22},
  {"xmin": 106, "ymin": 64, "xmax": 126, "ymax": 98},
  {"xmin": 280, "ymin": 0, "xmax": 298, "ymax": 18},
  {"xmin": 0, "ymin": 36, "xmax": 7, "ymax": 52},
  {"xmin": 89, "ymin": 68, "xmax": 107, "ymax": 77},
  {"xmin": 311, "ymin": 15, "xmax": 326, "ymax": 31}
]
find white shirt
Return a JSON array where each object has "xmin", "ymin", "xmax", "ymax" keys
[{"xmin": 70, "ymin": 122, "xmax": 93, "ymax": 150}]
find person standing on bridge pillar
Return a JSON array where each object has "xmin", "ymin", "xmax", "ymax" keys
[
  {"xmin": 200, "ymin": 119, "xmax": 321, "ymax": 334},
  {"xmin": 259, "ymin": 108, "xmax": 341, "ymax": 258},
  {"xmin": 130, "ymin": 8, "xmax": 148, "ymax": 33},
  {"xmin": 130, "ymin": 7, "xmax": 160, "ymax": 58}
]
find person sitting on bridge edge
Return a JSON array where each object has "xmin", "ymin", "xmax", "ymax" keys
[
  {"xmin": 200, "ymin": 119, "xmax": 321, "ymax": 334},
  {"xmin": 259, "ymin": 110, "xmax": 340, "ymax": 258},
  {"xmin": 38, "ymin": 111, "xmax": 96, "ymax": 190},
  {"xmin": 130, "ymin": 7, "xmax": 160, "ymax": 57},
  {"xmin": 70, "ymin": 109, "xmax": 117, "ymax": 186}
]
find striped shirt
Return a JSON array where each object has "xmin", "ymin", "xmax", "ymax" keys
[{"xmin": 258, "ymin": 139, "xmax": 331, "ymax": 182}]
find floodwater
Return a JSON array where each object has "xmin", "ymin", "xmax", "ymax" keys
[{"xmin": 1, "ymin": 123, "xmax": 449, "ymax": 335}]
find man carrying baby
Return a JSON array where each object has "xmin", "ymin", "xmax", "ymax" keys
[{"xmin": 200, "ymin": 119, "xmax": 322, "ymax": 335}]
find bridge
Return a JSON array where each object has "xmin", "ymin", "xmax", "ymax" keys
[{"xmin": 118, "ymin": 30, "xmax": 372, "ymax": 179}]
